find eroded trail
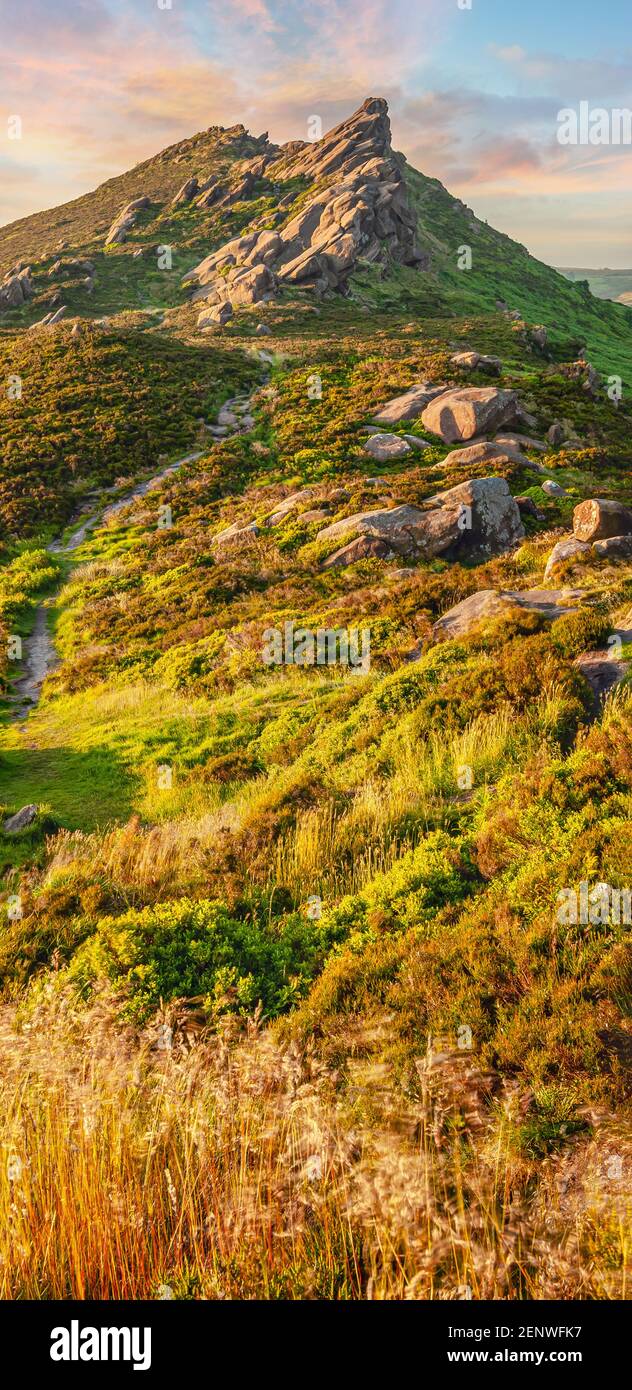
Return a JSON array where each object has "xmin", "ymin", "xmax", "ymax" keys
[
  {"xmin": 12, "ymin": 606, "xmax": 58, "ymax": 712},
  {"xmin": 12, "ymin": 449, "xmax": 207, "ymax": 719},
  {"xmin": 9, "ymin": 392, "xmax": 264, "ymax": 721},
  {"xmin": 8, "ymin": 377, "xmax": 264, "ymax": 722},
  {"xmin": 13, "ymin": 452, "xmax": 204, "ymax": 720}
]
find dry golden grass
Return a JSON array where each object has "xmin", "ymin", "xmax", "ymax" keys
[
  {"xmin": 42, "ymin": 696, "xmax": 562, "ymax": 907},
  {"xmin": 0, "ymin": 988, "xmax": 628, "ymax": 1300}
]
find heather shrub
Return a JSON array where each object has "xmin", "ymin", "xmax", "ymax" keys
[{"xmin": 66, "ymin": 896, "xmax": 329, "ymax": 1021}]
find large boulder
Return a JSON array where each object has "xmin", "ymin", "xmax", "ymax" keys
[
  {"xmin": 423, "ymin": 476, "xmax": 524, "ymax": 557},
  {"xmin": 433, "ymin": 587, "xmax": 584, "ymax": 640},
  {"xmin": 572, "ymin": 498, "xmax": 632, "ymax": 542},
  {"xmin": 371, "ymin": 382, "xmax": 446, "ymax": 425},
  {"xmin": 316, "ymin": 503, "xmax": 461, "ymax": 559},
  {"xmin": 421, "ymin": 387, "xmax": 518, "ymax": 443},
  {"xmin": 316, "ymin": 476, "xmax": 523, "ymax": 565}
]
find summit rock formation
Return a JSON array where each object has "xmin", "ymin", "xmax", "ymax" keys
[{"xmin": 183, "ymin": 98, "xmax": 426, "ymax": 326}]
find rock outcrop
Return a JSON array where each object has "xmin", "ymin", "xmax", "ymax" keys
[
  {"xmin": 371, "ymin": 382, "xmax": 446, "ymax": 425},
  {"xmin": 421, "ymin": 387, "xmax": 519, "ymax": 443},
  {"xmin": 105, "ymin": 197, "xmax": 151, "ymax": 246},
  {"xmin": 433, "ymin": 587, "xmax": 584, "ymax": 640},
  {"xmin": 315, "ymin": 475, "xmax": 523, "ymax": 566},
  {"xmin": 183, "ymin": 99, "xmax": 426, "ymax": 323},
  {"xmin": 0, "ymin": 266, "xmax": 34, "ymax": 309}
]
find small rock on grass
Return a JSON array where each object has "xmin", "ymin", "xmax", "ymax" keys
[
  {"xmin": 542, "ymin": 480, "xmax": 567, "ymax": 497},
  {"xmin": 363, "ymin": 432, "xmax": 411, "ymax": 462},
  {"xmin": 4, "ymin": 804, "xmax": 38, "ymax": 834},
  {"xmin": 402, "ymin": 434, "xmax": 431, "ymax": 451}
]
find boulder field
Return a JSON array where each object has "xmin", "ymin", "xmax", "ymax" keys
[{"xmin": 212, "ymin": 473, "xmax": 525, "ymax": 568}]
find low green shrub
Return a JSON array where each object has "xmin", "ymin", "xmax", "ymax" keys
[{"xmin": 66, "ymin": 896, "xmax": 330, "ymax": 1022}]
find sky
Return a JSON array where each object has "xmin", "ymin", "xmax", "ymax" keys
[{"xmin": 1, "ymin": 0, "xmax": 631, "ymax": 267}]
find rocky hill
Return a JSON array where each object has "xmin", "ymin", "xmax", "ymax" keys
[
  {"xmin": 0, "ymin": 98, "xmax": 630, "ymax": 1302},
  {"xmin": 2, "ymin": 98, "xmax": 632, "ymax": 377}
]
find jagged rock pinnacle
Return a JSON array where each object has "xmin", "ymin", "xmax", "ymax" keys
[{"xmin": 183, "ymin": 96, "xmax": 426, "ymax": 327}]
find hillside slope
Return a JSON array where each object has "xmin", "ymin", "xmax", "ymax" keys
[
  {"xmin": 1, "ymin": 99, "xmax": 631, "ymax": 378},
  {"xmin": 0, "ymin": 98, "xmax": 630, "ymax": 1302}
]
